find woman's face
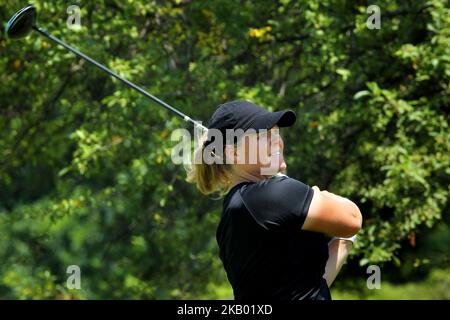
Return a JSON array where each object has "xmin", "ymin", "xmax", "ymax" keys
[{"xmin": 228, "ymin": 126, "xmax": 286, "ymax": 178}]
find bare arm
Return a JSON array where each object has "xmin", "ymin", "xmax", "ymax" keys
[
  {"xmin": 301, "ymin": 185, "xmax": 362, "ymax": 286},
  {"xmin": 323, "ymin": 238, "xmax": 354, "ymax": 287},
  {"xmin": 302, "ymin": 186, "xmax": 363, "ymax": 238}
]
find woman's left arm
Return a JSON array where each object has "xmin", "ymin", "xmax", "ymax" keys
[{"xmin": 323, "ymin": 238, "xmax": 354, "ymax": 287}]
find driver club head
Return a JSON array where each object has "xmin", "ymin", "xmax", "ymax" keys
[{"xmin": 5, "ymin": 5, "xmax": 37, "ymax": 39}]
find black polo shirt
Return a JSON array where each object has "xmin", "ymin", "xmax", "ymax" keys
[{"xmin": 216, "ymin": 174, "xmax": 331, "ymax": 300}]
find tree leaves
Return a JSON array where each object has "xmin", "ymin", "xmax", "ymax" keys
[{"xmin": 0, "ymin": 0, "xmax": 448, "ymax": 298}]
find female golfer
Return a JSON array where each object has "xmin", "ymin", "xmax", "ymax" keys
[{"xmin": 187, "ymin": 100, "xmax": 362, "ymax": 300}]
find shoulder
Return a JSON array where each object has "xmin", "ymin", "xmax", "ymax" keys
[
  {"xmin": 238, "ymin": 174, "xmax": 314, "ymax": 231},
  {"xmin": 241, "ymin": 174, "xmax": 312, "ymax": 202}
]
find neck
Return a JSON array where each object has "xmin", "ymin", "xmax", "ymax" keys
[{"xmin": 230, "ymin": 169, "xmax": 269, "ymax": 189}]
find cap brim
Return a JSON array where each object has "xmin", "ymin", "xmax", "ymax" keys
[{"xmin": 248, "ymin": 110, "xmax": 296, "ymax": 130}]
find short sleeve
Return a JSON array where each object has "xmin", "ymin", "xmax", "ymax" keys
[{"xmin": 238, "ymin": 175, "xmax": 314, "ymax": 232}]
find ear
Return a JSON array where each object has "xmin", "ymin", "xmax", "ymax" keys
[{"xmin": 224, "ymin": 144, "xmax": 236, "ymax": 164}]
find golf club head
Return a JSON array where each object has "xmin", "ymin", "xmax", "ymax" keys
[{"xmin": 5, "ymin": 5, "xmax": 37, "ymax": 39}]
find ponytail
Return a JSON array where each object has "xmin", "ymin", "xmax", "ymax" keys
[{"xmin": 185, "ymin": 133, "xmax": 233, "ymax": 196}]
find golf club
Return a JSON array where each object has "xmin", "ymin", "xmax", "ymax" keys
[{"xmin": 5, "ymin": 5, "xmax": 208, "ymax": 131}]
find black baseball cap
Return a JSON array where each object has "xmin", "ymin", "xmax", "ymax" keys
[{"xmin": 205, "ymin": 100, "xmax": 296, "ymax": 146}]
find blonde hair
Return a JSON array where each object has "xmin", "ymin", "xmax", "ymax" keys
[{"xmin": 185, "ymin": 132, "xmax": 234, "ymax": 196}]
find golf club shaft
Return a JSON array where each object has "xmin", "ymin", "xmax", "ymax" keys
[{"xmin": 32, "ymin": 26, "xmax": 208, "ymax": 131}]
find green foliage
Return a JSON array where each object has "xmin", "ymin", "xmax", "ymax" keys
[
  {"xmin": 203, "ymin": 267, "xmax": 450, "ymax": 300},
  {"xmin": 0, "ymin": 0, "xmax": 448, "ymax": 298},
  {"xmin": 332, "ymin": 268, "xmax": 450, "ymax": 300}
]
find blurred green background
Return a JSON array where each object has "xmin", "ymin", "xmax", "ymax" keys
[{"xmin": 0, "ymin": 0, "xmax": 448, "ymax": 299}]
